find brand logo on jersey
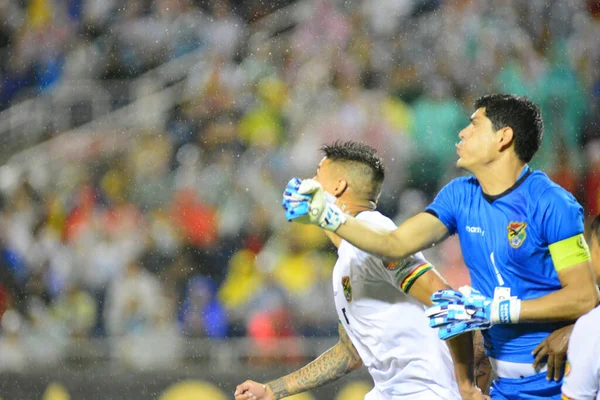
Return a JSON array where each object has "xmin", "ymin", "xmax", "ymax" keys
[
  {"xmin": 507, "ymin": 221, "xmax": 527, "ymax": 248},
  {"xmin": 466, "ymin": 226, "xmax": 485, "ymax": 236},
  {"xmin": 341, "ymin": 276, "xmax": 352, "ymax": 302},
  {"xmin": 564, "ymin": 360, "xmax": 571, "ymax": 377}
]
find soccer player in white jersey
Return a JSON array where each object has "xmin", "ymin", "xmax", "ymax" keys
[
  {"xmin": 561, "ymin": 214, "xmax": 600, "ymax": 400},
  {"xmin": 235, "ymin": 141, "xmax": 478, "ymax": 400}
]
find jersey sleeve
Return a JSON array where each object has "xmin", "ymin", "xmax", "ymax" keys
[
  {"xmin": 561, "ymin": 311, "xmax": 600, "ymax": 400},
  {"xmin": 424, "ymin": 178, "xmax": 463, "ymax": 235},
  {"xmin": 534, "ymin": 187, "xmax": 591, "ymax": 271},
  {"xmin": 378, "ymin": 252, "xmax": 434, "ymax": 293},
  {"xmin": 536, "ymin": 187, "xmax": 585, "ymax": 243},
  {"xmin": 355, "ymin": 212, "xmax": 435, "ymax": 293}
]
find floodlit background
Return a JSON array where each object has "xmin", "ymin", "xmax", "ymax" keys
[{"xmin": 0, "ymin": 0, "xmax": 598, "ymax": 398}]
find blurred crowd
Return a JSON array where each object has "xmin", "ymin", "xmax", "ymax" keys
[{"xmin": 0, "ymin": 0, "xmax": 599, "ymax": 371}]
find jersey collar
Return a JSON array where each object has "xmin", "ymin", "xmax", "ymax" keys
[{"xmin": 482, "ymin": 165, "xmax": 532, "ymax": 204}]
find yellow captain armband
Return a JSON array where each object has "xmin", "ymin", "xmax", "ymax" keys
[{"xmin": 549, "ymin": 234, "xmax": 591, "ymax": 272}]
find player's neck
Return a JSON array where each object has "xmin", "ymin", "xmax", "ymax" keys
[
  {"xmin": 475, "ymin": 160, "xmax": 528, "ymax": 196},
  {"xmin": 337, "ymin": 198, "xmax": 376, "ymax": 217},
  {"xmin": 326, "ymin": 198, "xmax": 375, "ymax": 249},
  {"xmin": 326, "ymin": 199, "xmax": 375, "ymax": 249}
]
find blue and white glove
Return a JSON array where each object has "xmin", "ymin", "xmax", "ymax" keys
[
  {"xmin": 425, "ymin": 286, "xmax": 521, "ymax": 340},
  {"xmin": 282, "ymin": 177, "xmax": 347, "ymax": 232}
]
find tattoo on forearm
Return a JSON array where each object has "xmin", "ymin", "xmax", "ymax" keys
[
  {"xmin": 473, "ymin": 331, "xmax": 492, "ymax": 391},
  {"xmin": 267, "ymin": 323, "xmax": 362, "ymax": 399},
  {"xmin": 266, "ymin": 378, "xmax": 291, "ymax": 400}
]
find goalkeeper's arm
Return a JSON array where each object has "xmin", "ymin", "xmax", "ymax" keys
[
  {"xmin": 284, "ymin": 178, "xmax": 449, "ymax": 260},
  {"xmin": 335, "ymin": 212, "xmax": 450, "ymax": 261}
]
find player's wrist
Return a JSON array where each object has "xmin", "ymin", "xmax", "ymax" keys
[
  {"xmin": 264, "ymin": 383, "xmax": 276, "ymax": 399},
  {"xmin": 317, "ymin": 203, "xmax": 347, "ymax": 232},
  {"xmin": 490, "ymin": 298, "xmax": 521, "ymax": 324},
  {"xmin": 458, "ymin": 384, "xmax": 484, "ymax": 399}
]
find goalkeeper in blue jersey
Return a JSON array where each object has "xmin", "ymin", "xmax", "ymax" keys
[{"xmin": 282, "ymin": 94, "xmax": 599, "ymax": 399}]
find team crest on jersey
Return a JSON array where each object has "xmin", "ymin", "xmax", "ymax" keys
[
  {"xmin": 564, "ymin": 361, "xmax": 571, "ymax": 377},
  {"xmin": 341, "ymin": 276, "xmax": 352, "ymax": 302},
  {"xmin": 507, "ymin": 221, "xmax": 527, "ymax": 248},
  {"xmin": 385, "ymin": 259, "xmax": 410, "ymax": 271}
]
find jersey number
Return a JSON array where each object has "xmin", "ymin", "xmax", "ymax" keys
[{"xmin": 342, "ymin": 308, "xmax": 350, "ymax": 325}]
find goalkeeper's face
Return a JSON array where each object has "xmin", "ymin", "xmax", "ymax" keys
[{"xmin": 456, "ymin": 108, "xmax": 505, "ymax": 172}]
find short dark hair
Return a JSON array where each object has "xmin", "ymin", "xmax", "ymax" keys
[
  {"xmin": 321, "ymin": 141, "xmax": 385, "ymax": 201},
  {"xmin": 591, "ymin": 215, "xmax": 600, "ymax": 243},
  {"xmin": 474, "ymin": 94, "xmax": 543, "ymax": 163}
]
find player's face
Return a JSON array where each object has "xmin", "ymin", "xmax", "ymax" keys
[
  {"xmin": 314, "ymin": 157, "xmax": 340, "ymax": 195},
  {"xmin": 456, "ymin": 108, "xmax": 499, "ymax": 171}
]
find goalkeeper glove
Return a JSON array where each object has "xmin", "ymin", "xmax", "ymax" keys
[
  {"xmin": 282, "ymin": 177, "xmax": 346, "ymax": 232},
  {"xmin": 425, "ymin": 286, "xmax": 521, "ymax": 340}
]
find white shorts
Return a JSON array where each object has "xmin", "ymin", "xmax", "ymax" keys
[{"xmin": 364, "ymin": 387, "xmax": 453, "ymax": 400}]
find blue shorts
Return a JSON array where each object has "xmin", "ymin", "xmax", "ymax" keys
[{"xmin": 490, "ymin": 372, "xmax": 562, "ymax": 400}]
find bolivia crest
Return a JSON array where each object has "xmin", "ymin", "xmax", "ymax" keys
[
  {"xmin": 342, "ymin": 276, "xmax": 352, "ymax": 302},
  {"xmin": 385, "ymin": 259, "xmax": 410, "ymax": 271},
  {"xmin": 507, "ymin": 221, "xmax": 527, "ymax": 248}
]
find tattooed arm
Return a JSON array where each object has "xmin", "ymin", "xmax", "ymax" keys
[
  {"xmin": 266, "ymin": 322, "xmax": 362, "ymax": 399},
  {"xmin": 473, "ymin": 330, "xmax": 492, "ymax": 394},
  {"xmin": 235, "ymin": 322, "xmax": 363, "ymax": 400},
  {"xmin": 235, "ymin": 322, "xmax": 362, "ymax": 400}
]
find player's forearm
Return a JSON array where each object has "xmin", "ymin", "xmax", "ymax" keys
[
  {"xmin": 266, "ymin": 342, "xmax": 361, "ymax": 399},
  {"xmin": 447, "ymin": 333, "xmax": 477, "ymax": 393},
  {"xmin": 336, "ymin": 212, "xmax": 446, "ymax": 261},
  {"xmin": 336, "ymin": 216, "xmax": 408, "ymax": 260},
  {"xmin": 473, "ymin": 331, "xmax": 492, "ymax": 394},
  {"xmin": 519, "ymin": 285, "xmax": 598, "ymax": 322}
]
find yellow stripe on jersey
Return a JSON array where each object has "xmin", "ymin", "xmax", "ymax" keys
[
  {"xmin": 561, "ymin": 394, "xmax": 574, "ymax": 400},
  {"xmin": 549, "ymin": 234, "xmax": 591, "ymax": 272},
  {"xmin": 400, "ymin": 263, "xmax": 433, "ymax": 293}
]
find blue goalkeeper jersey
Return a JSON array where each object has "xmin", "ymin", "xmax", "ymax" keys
[{"xmin": 425, "ymin": 166, "xmax": 584, "ymax": 364}]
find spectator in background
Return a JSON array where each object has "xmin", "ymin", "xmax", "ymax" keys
[
  {"xmin": 52, "ymin": 283, "xmax": 97, "ymax": 338},
  {"xmin": 179, "ymin": 276, "xmax": 228, "ymax": 338},
  {"xmin": 409, "ymin": 78, "xmax": 464, "ymax": 197},
  {"xmin": 104, "ymin": 259, "xmax": 164, "ymax": 336},
  {"xmin": 0, "ymin": 0, "xmax": 598, "ymax": 372},
  {"xmin": 218, "ymin": 249, "xmax": 265, "ymax": 334}
]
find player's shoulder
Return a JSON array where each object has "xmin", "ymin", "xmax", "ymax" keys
[
  {"xmin": 525, "ymin": 170, "xmax": 562, "ymax": 192},
  {"xmin": 574, "ymin": 306, "xmax": 600, "ymax": 332},
  {"xmin": 447, "ymin": 175, "xmax": 479, "ymax": 188},
  {"xmin": 526, "ymin": 170, "xmax": 580, "ymax": 207},
  {"xmin": 571, "ymin": 306, "xmax": 600, "ymax": 350},
  {"xmin": 438, "ymin": 175, "xmax": 480, "ymax": 197},
  {"xmin": 356, "ymin": 210, "xmax": 397, "ymax": 230}
]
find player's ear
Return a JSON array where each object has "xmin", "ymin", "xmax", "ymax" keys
[
  {"xmin": 334, "ymin": 179, "xmax": 348, "ymax": 197},
  {"xmin": 498, "ymin": 126, "xmax": 514, "ymax": 152}
]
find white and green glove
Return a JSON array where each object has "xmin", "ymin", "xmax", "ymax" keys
[{"xmin": 282, "ymin": 177, "xmax": 346, "ymax": 232}]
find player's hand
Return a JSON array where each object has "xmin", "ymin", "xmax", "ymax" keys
[
  {"xmin": 425, "ymin": 287, "xmax": 493, "ymax": 340},
  {"xmin": 459, "ymin": 384, "xmax": 491, "ymax": 400},
  {"xmin": 532, "ymin": 323, "xmax": 574, "ymax": 381},
  {"xmin": 234, "ymin": 380, "xmax": 275, "ymax": 400},
  {"xmin": 425, "ymin": 286, "xmax": 521, "ymax": 340},
  {"xmin": 281, "ymin": 177, "xmax": 346, "ymax": 232}
]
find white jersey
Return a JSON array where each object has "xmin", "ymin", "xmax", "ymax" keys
[
  {"xmin": 332, "ymin": 211, "xmax": 460, "ymax": 400},
  {"xmin": 562, "ymin": 305, "xmax": 600, "ymax": 400}
]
